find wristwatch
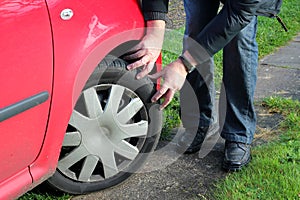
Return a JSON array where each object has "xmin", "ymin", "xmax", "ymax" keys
[{"xmin": 178, "ymin": 55, "xmax": 196, "ymax": 73}]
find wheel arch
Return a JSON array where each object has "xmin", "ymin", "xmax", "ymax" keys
[
  {"xmin": 29, "ymin": 31, "xmax": 145, "ymax": 184},
  {"xmin": 46, "ymin": 54, "xmax": 163, "ymax": 194}
]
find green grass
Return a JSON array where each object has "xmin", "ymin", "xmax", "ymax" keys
[
  {"xmin": 18, "ymin": 192, "xmax": 70, "ymax": 200},
  {"xmin": 257, "ymin": 0, "xmax": 300, "ymax": 57},
  {"xmin": 160, "ymin": 92, "xmax": 181, "ymax": 140},
  {"xmin": 212, "ymin": 97, "xmax": 300, "ymax": 200},
  {"xmin": 161, "ymin": 0, "xmax": 300, "ymax": 137}
]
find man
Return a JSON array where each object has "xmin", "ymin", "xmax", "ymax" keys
[{"xmin": 125, "ymin": 0, "xmax": 270, "ymax": 171}]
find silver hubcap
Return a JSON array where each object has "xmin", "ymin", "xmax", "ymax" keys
[{"xmin": 58, "ymin": 84, "xmax": 148, "ymax": 182}]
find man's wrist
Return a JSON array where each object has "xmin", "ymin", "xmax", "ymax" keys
[
  {"xmin": 146, "ymin": 20, "xmax": 166, "ymax": 29},
  {"xmin": 178, "ymin": 55, "xmax": 196, "ymax": 73}
]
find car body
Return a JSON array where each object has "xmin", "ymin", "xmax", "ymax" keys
[{"xmin": 0, "ymin": 0, "xmax": 162, "ymax": 199}]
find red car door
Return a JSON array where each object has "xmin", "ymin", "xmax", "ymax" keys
[{"xmin": 0, "ymin": 0, "xmax": 53, "ymax": 183}]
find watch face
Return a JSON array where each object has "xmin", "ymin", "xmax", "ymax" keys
[{"xmin": 189, "ymin": 66, "xmax": 196, "ymax": 73}]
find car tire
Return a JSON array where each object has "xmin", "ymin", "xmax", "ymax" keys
[{"xmin": 47, "ymin": 55, "xmax": 162, "ymax": 194}]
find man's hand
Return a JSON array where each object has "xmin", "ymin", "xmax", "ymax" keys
[
  {"xmin": 124, "ymin": 20, "xmax": 165, "ymax": 79},
  {"xmin": 149, "ymin": 58, "xmax": 188, "ymax": 110}
]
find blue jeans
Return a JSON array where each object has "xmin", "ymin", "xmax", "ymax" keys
[{"xmin": 180, "ymin": 0, "xmax": 258, "ymax": 144}]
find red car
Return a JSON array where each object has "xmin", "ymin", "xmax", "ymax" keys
[{"xmin": 0, "ymin": 0, "xmax": 162, "ymax": 199}]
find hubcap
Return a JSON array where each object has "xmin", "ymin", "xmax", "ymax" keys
[{"xmin": 58, "ymin": 84, "xmax": 148, "ymax": 182}]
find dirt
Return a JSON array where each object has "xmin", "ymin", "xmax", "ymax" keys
[{"xmin": 165, "ymin": 0, "xmax": 186, "ymax": 29}]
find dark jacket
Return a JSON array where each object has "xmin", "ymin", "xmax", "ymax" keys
[{"xmin": 142, "ymin": 0, "xmax": 169, "ymax": 21}]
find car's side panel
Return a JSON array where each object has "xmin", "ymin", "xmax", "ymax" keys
[
  {"xmin": 29, "ymin": 0, "xmax": 145, "ymax": 184},
  {"xmin": 0, "ymin": 0, "xmax": 53, "ymax": 188},
  {"xmin": 0, "ymin": 168, "xmax": 32, "ymax": 200}
]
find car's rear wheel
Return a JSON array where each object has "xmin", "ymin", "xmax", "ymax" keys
[{"xmin": 47, "ymin": 55, "xmax": 162, "ymax": 194}]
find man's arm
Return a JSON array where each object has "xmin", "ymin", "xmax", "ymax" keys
[
  {"xmin": 125, "ymin": 0, "xmax": 169, "ymax": 78},
  {"xmin": 183, "ymin": 0, "xmax": 260, "ymax": 66}
]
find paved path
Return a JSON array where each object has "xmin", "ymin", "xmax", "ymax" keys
[{"xmin": 255, "ymin": 34, "xmax": 300, "ymax": 100}]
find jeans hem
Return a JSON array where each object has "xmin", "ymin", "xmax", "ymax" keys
[{"xmin": 221, "ymin": 131, "xmax": 253, "ymax": 144}]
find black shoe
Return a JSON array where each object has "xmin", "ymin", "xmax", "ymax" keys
[
  {"xmin": 222, "ymin": 141, "xmax": 251, "ymax": 172},
  {"xmin": 176, "ymin": 127, "xmax": 209, "ymax": 154}
]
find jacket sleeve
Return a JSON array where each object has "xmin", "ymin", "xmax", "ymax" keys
[
  {"xmin": 184, "ymin": 0, "xmax": 260, "ymax": 65},
  {"xmin": 142, "ymin": 0, "xmax": 169, "ymax": 21}
]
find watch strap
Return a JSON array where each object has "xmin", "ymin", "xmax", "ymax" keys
[{"xmin": 178, "ymin": 55, "xmax": 196, "ymax": 73}]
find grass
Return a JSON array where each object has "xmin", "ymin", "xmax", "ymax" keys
[
  {"xmin": 212, "ymin": 96, "xmax": 300, "ymax": 200},
  {"xmin": 18, "ymin": 193, "xmax": 70, "ymax": 200}
]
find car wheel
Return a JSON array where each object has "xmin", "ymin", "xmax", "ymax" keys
[{"xmin": 47, "ymin": 55, "xmax": 162, "ymax": 194}]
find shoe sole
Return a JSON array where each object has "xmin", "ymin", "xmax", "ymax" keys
[
  {"xmin": 184, "ymin": 146, "xmax": 201, "ymax": 154},
  {"xmin": 222, "ymin": 156, "xmax": 252, "ymax": 172}
]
